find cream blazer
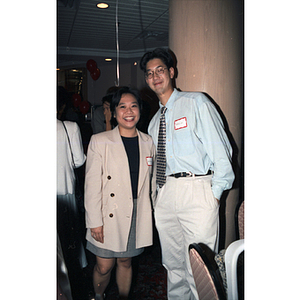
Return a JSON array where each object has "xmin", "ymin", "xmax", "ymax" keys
[{"xmin": 85, "ymin": 126, "xmax": 156, "ymax": 252}]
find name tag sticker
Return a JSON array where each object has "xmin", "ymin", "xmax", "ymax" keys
[
  {"xmin": 174, "ymin": 117, "xmax": 187, "ymax": 130},
  {"xmin": 146, "ymin": 156, "xmax": 153, "ymax": 166}
]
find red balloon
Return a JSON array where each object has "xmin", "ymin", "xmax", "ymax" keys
[
  {"xmin": 90, "ymin": 68, "xmax": 100, "ymax": 80},
  {"xmin": 79, "ymin": 100, "xmax": 90, "ymax": 115},
  {"xmin": 86, "ymin": 59, "xmax": 97, "ymax": 72},
  {"xmin": 72, "ymin": 93, "xmax": 82, "ymax": 107}
]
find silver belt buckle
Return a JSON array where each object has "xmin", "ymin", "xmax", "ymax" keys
[{"xmin": 186, "ymin": 171, "xmax": 194, "ymax": 177}]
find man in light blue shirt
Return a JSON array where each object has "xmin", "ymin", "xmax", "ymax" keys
[{"xmin": 140, "ymin": 48, "xmax": 235, "ymax": 300}]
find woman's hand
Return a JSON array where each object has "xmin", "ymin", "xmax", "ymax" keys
[{"xmin": 91, "ymin": 226, "xmax": 104, "ymax": 243}]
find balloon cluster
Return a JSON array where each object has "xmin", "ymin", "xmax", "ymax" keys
[
  {"xmin": 86, "ymin": 59, "xmax": 101, "ymax": 80},
  {"xmin": 72, "ymin": 93, "xmax": 90, "ymax": 115}
]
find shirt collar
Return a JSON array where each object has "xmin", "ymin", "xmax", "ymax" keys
[{"xmin": 159, "ymin": 89, "xmax": 179, "ymax": 110}]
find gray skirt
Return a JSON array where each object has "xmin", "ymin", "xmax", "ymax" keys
[{"xmin": 86, "ymin": 198, "xmax": 144, "ymax": 258}]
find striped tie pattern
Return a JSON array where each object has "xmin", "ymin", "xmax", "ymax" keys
[{"xmin": 156, "ymin": 106, "xmax": 167, "ymax": 188}]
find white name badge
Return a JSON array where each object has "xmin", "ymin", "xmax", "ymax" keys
[
  {"xmin": 146, "ymin": 156, "xmax": 153, "ymax": 166},
  {"xmin": 174, "ymin": 117, "xmax": 187, "ymax": 130}
]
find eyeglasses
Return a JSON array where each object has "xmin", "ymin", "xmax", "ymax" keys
[{"xmin": 145, "ymin": 67, "xmax": 168, "ymax": 79}]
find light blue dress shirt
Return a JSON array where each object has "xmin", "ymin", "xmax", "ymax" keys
[{"xmin": 148, "ymin": 89, "xmax": 235, "ymax": 200}]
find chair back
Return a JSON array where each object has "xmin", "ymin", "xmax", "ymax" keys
[{"xmin": 189, "ymin": 243, "xmax": 226, "ymax": 300}]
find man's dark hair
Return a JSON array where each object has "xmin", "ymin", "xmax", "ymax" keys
[
  {"xmin": 101, "ymin": 94, "xmax": 113, "ymax": 105},
  {"xmin": 140, "ymin": 48, "xmax": 174, "ymax": 72}
]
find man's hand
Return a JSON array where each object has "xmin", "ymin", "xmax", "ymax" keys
[
  {"xmin": 91, "ymin": 226, "xmax": 104, "ymax": 243},
  {"xmin": 103, "ymin": 102, "xmax": 111, "ymax": 120},
  {"xmin": 103, "ymin": 102, "xmax": 112, "ymax": 130}
]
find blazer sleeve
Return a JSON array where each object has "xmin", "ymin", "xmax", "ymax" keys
[{"xmin": 85, "ymin": 135, "xmax": 104, "ymax": 228}]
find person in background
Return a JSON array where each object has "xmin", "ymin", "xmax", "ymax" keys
[
  {"xmin": 91, "ymin": 87, "xmax": 119, "ymax": 134},
  {"xmin": 84, "ymin": 86, "xmax": 156, "ymax": 300},
  {"xmin": 102, "ymin": 94, "xmax": 113, "ymax": 131},
  {"xmin": 91, "ymin": 100, "xmax": 105, "ymax": 134},
  {"xmin": 57, "ymin": 90, "xmax": 87, "ymax": 299},
  {"xmin": 140, "ymin": 48, "xmax": 235, "ymax": 300}
]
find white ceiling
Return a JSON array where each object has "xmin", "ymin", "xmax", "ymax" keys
[{"xmin": 57, "ymin": 0, "xmax": 169, "ymax": 68}]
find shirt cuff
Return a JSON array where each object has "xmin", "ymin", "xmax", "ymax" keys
[{"xmin": 211, "ymin": 185, "xmax": 223, "ymax": 201}]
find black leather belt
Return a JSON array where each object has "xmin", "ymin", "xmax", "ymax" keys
[{"xmin": 170, "ymin": 170, "xmax": 212, "ymax": 178}]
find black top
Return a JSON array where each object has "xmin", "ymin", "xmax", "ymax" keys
[{"xmin": 121, "ymin": 136, "xmax": 139, "ymax": 199}]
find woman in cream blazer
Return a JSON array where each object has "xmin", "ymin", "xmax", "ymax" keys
[{"xmin": 84, "ymin": 87, "xmax": 156, "ymax": 300}]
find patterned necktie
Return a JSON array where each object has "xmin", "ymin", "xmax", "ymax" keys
[{"xmin": 156, "ymin": 106, "xmax": 167, "ymax": 188}]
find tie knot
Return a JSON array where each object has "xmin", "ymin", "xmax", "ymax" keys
[{"xmin": 161, "ymin": 106, "xmax": 167, "ymax": 115}]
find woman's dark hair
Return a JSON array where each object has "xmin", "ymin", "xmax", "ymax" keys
[
  {"xmin": 140, "ymin": 48, "xmax": 174, "ymax": 72},
  {"xmin": 110, "ymin": 87, "xmax": 143, "ymax": 125}
]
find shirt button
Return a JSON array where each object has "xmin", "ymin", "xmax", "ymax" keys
[
  {"xmin": 107, "ymin": 175, "xmax": 111, "ymax": 180},
  {"xmin": 110, "ymin": 193, "xmax": 115, "ymax": 197},
  {"xmin": 109, "ymin": 213, "xmax": 113, "ymax": 218}
]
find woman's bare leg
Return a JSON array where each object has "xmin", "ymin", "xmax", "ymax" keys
[
  {"xmin": 93, "ymin": 256, "xmax": 115, "ymax": 298},
  {"xmin": 116, "ymin": 257, "xmax": 132, "ymax": 299}
]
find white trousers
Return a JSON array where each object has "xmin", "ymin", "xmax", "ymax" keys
[{"xmin": 154, "ymin": 175, "xmax": 219, "ymax": 300}]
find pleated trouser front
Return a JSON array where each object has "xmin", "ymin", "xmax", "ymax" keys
[{"xmin": 154, "ymin": 175, "xmax": 219, "ymax": 300}]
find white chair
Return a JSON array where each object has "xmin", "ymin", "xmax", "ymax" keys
[
  {"xmin": 224, "ymin": 239, "xmax": 244, "ymax": 300},
  {"xmin": 225, "ymin": 201, "xmax": 244, "ymax": 300}
]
